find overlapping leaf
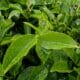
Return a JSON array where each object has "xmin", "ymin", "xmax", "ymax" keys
[
  {"xmin": 37, "ymin": 31, "xmax": 78, "ymax": 49},
  {"xmin": 2, "ymin": 34, "xmax": 37, "ymax": 74},
  {"xmin": 17, "ymin": 65, "xmax": 48, "ymax": 80}
]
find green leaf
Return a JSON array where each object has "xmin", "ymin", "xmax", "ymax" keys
[
  {"xmin": 31, "ymin": 10, "xmax": 53, "ymax": 34},
  {"xmin": 37, "ymin": 31, "xmax": 78, "ymax": 49},
  {"xmin": 74, "ymin": 67, "xmax": 80, "ymax": 75},
  {"xmin": 9, "ymin": 3, "xmax": 23, "ymax": 12},
  {"xmin": 50, "ymin": 60, "xmax": 72, "ymax": 73},
  {"xmin": 36, "ymin": 43, "xmax": 51, "ymax": 64},
  {"xmin": 68, "ymin": 74, "xmax": 76, "ymax": 80},
  {"xmin": 8, "ymin": 10, "xmax": 21, "ymax": 19},
  {"xmin": 77, "ymin": 75, "xmax": 80, "ymax": 80},
  {"xmin": 45, "ymin": 72, "xmax": 57, "ymax": 80},
  {"xmin": 42, "ymin": 6, "xmax": 55, "ymax": 21},
  {"xmin": 34, "ymin": 0, "xmax": 53, "ymax": 5},
  {"xmin": 17, "ymin": 65, "xmax": 48, "ymax": 80},
  {"xmin": 0, "ymin": 0, "xmax": 9, "ymax": 10},
  {"xmin": 0, "ymin": 77, "xmax": 3, "ymax": 80},
  {"xmin": 64, "ymin": 48, "xmax": 79, "ymax": 65},
  {"xmin": 16, "ymin": 0, "xmax": 28, "ymax": 5},
  {"xmin": 49, "ymin": 50, "xmax": 72, "ymax": 73},
  {"xmin": 0, "ymin": 64, "xmax": 3, "ymax": 77},
  {"xmin": 9, "ymin": 61, "xmax": 22, "ymax": 76},
  {"xmin": 0, "ymin": 19, "xmax": 14, "ymax": 42},
  {"xmin": 3, "ymin": 34, "xmax": 37, "ymax": 75},
  {"xmin": 0, "ymin": 34, "xmax": 22, "ymax": 46}
]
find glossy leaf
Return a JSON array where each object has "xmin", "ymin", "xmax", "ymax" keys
[
  {"xmin": 37, "ymin": 31, "xmax": 78, "ymax": 49},
  {"xmin": 3, "ymin": 34, "xmax": 37, "ymax": 75}
]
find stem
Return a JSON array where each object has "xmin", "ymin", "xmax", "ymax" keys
[{"xmin": 24, "ymin": 22, "xmax": 40, "ymax": 34}]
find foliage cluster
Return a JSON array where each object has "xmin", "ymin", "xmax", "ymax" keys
[{"xmin": 0, "ymin": 0, "xmax": 80, "ymax": 80}]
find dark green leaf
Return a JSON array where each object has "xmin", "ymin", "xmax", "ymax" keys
[
  {"xmin": 36, "ymin": 44, "xmax": 51, "ymax": 64},
  {"xmin": 17, "ymin": 65, "xmax": 48, "ymax": 80},
  {"xmin": 50, "ymin": 60, "xmax": 72, "ymax": 73},
  {"xmin": 0, "ymin": 0, "xmax": 9, "ymax": 10}
]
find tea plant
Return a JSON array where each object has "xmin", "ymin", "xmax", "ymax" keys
[{"xmin": 0, "ymin": 0, "xmax": 80, "ymax": 80}]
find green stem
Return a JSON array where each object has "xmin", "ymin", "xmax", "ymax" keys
[{"xmin": 24, "ymin": 22, "xmax": 41, "ymax": 34}]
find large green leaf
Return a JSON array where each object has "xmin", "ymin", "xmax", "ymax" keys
[
  {"xmin": 2, "ymin": 34, "xmax": 37, "ymax": 75},
  {"xmin": 37, "ymin": 31, "xmax": 78, "ymax": 49},
  {"xmin": 17, "ymin": 65, "xmax": 48, "ymax": 80}
]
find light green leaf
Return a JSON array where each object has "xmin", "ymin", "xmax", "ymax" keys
[
  {"xmin": 17, "ymin": 65, "xmax": 48, "ymax": 80},
  {"xmin": 34, "ymin": 0, "xmax": 53, "ymax": 5},
  {"xmin": 42, "ymin": 6, "xmax": 55, "ymax": 21},
  {"xmin": 0, "ymin": 19, "xmax": 14, "ymax": 42},
  {"xmin": 37, "ymin": 31, "xmax": 78, "ymax": 49},
  {"xmin": 9, "ymin": 3, "xmax": 23, "ymax": 12},
  {"xmin": 0, "ymin": 34, "xmax": 22, "ymax": 46},
  {"xmin": 0, "ymin": 77, "xmax": 3, "ymax": 80},
  {"xmin": 3, "ymin": 34, "xmax": 37, "ymax": 75},
  {"xmin": 8, "ymin": 10, "xmax": 21, "ymax": 19},
  {"xmin": 31, "ymin": 10, "xmax": 53, "ymax": 34}
]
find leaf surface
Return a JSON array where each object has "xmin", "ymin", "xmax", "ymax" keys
[
  {"xmin": 37, "ymin": 31, "xmax": 78, "ymax": 49},
  {"xmin": 17, "ymin": 65, "xmax": 48, "ymax": 80},
  {"xmin": 3, "ymin": 34, "xmax": 37, "ymax": 74}
]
